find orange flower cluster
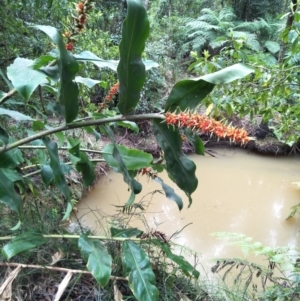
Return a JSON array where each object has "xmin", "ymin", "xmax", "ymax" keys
[
  {"xmin": 165, "ymin": 111, "xmax": 252, "ymax": 145},
  {"xmin": 98, "ymin": 82, "xmax": 119, "ymax": 112},
  {"xmin": 138, "ymin": 167, "xmax": 157, "ymax": 179},
  {"xmin": 105, "ymin": 82, "xmax": 119, "ymax": 101},
  {"xmin": 63, "ymin": 0, "xmax": 93, "ymax": 51}
]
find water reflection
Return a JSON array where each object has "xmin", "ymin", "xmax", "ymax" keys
[{"xmin": 76, "ymin": 148, "xmax": 300, "ymax": 265}]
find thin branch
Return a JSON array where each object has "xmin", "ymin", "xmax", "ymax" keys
[
  {"xmin": 0, "ymin": 262, "xmax": 127, "ymax": 281},
  {"xmin": 0, "ymin": 234, "xmax": 142, "ymax": 241},
  {"xmin": 22, "ymin": 159, "xmax": 106, "ymax": 178},
  {"xmin": 0, "ymin": 113, "xmax": 165, "ymax": 154},
  {"xmin": 18, "ymin": 145, "xmax": 105, "ymax": 154},
  {"xmin": 0, "ymin": 88, "xmax": 17, "ymax": 104}
]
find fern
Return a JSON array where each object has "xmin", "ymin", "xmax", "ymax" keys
[
  {"xmin": 211, "ymin": 232, "xmax": 299, "ymax": 268},
  {"xmin": 264, "ymin": 40, "xmax": 280, "ymax": 54}
]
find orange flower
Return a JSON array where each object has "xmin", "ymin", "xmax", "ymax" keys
[
  {"xmin": 165, "ymin": 111, "xmax": 253, "ymax": 145},
  {"xmin": 138, "ymin": 167, "xmax": 157, "ymax": 179},
  {"xmin": 76, "ymin": 2, "xmax": 84, "ymax": 12},
  {"xmin": 65, "ymin": 42, "xmax": 74, "ymax": 51},
  {"xmin": 105, "ymin": 82, "xmax": 119, "ymax": 101}
]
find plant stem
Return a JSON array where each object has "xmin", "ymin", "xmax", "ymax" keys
[
  {"xmin": 22, "ymin": 159, "xmax": 106, "ymax": 178},
  {"xmin": 0, "ymin": 88, "xmax": 17, "ymax": 104},
  {"xmin": 0, "ymin": 234, "xmax": 141, "ymax": 241},
  {"xmin": 0, "ymin": 113, "xmax": 165, "ymax": 154},
  {"xmin": 18, "ymin": 145, "xmax": 105, "ymax": 154},
  {"xmin": 0, "ymin": 262, "xmax": 127, "ymax": 280}
]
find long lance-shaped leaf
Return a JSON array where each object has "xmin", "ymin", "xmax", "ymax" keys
[
  {"xmin": 117, "ymin": 0, "xmax": 150, "ymax": 115},
  {"xmin": 103, "ymin": 126, "xmax": 142, "ymax": 205},
  {"xmin": 122, "ymin": 241, "xmax": 159, "ymax": 301},
  {"xmin": 151, "ymin": 239, "xmax": 200, "ymax": 279},
  {"xmin": 78, "ymin": 236, "xmax": 112, "ymax": 287},
  {"xmin": 68, "ymin": 138, "xmax": 95, "ymax": 187},
  {"xmin": 0, "ymin": 169, "xmax": 22, "ymax": 216},
  {"xmin": 165, "ymin": 63, "xmax": 254, "ymax": 112},
  {"xmin": 2, "ymin": 232, "xmax": 47, "ymax": 259},
  {"xmin": 7, "ymin": 58, "xmax": 48, "ymax": 100},
  {"xmin": 43, "ymin": 138, "xmax": 71, "ymax": 202},
  {"xmin": 154, "ymin": 176, "xmax": 183, "ymax": 210},
  {"xmin": 34, "ymin": 25, "xmax": 79, "ymax": 123},
  {"xmin": 112, "ymin": 145, "xmax": 142, "ymax": 205},
  {"xmin": 153, "ymin": 120, "xmax": 197, "ymax": 206}
]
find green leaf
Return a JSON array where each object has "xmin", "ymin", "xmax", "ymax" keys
[
  {"xmin": 153, "ymin": 121, "xmax": 197, "ymax": 205},
  {"xmin": 75, "ymin": 76, "xmax": 101, "ymax": 88},
  {"xmin": 112, "ymin": 145, "xmax": 142, "ymax": 196},
  {"xmin": 165, "ymin": 63, "xmax": 254, "ymax": 112},
  {"xmin": 43, "ymin": 137, "xmax": 71, "ymax": 201},
  {"xmin": 84, "ymin": 126, "xmax": 101, "ymax": 141},
  {"xmin": 75, "ymin": 51, "xmax": 119, "ymax": 70},
  {"xmin": 41, "ymin": 164, "xmax": 53, "ymax": 186},
  {"xmin": 0, "ymin": 169, "xmax": 22, "ymax": 215},
  {"xmin": 0, "ymin": 147, "xmax": 24, "ymax": 168},
  {"xmin": 102, "ymin": 144, "xmax": 152, "ymax": 170},
  {"xmin": 122, "ymin": 241, "xmax": 159, "ymax": 301},
  {"xmin": 7, "ymin": 58, "xmax": 47, "ymax": 100},
  {"xmin": 32, "ymin": 55, "xmax": 56, "ymax": 69},
  {"xmin": 2, "ymin": 169, "xmax": 23, "ymax": 182},
  {"xmin": 185, "ymin": 131, "xmax": 205, "ymax": 155},
  {"xmin": 78, "ymin": 236, "xmax": 112, "ymax": 287},
  {"xmin": 151, "ymin": 239, "xmax": 199, "ymax": 279},
  {"xmin": 117, "ymin": 0, "xmax": 150, "ymax": 115},
  {"xmin": 0, "ymin": 125, "xmax": 9, "ymax": 144},
  {"xmin": 201, "ymin": 63, "xmax": 254, "ymax": 85},
  {"xmin": 68, "ymin": 138, "xmax": 95, "ymax": 187},
  {"xmin": 55, "ymin": 131, "xmax": 65, "ymax": 147},
  {"xmin": 154, "ymin": 176, "xmax": 183, "ymax": 210},
  {"xmin": 2, "ymin": 232, "xmax": 47, "ymax": 259},
  {"xmin": 34, "ymin": 25, "xmax": 79, "ymax": 123},
  {"xmin": 0, "ymin": 108, "xmax": 33, "ymax": 121},
  {"xmin": 165, "ymin": 80, "xmax": 214, "ymax": 112},
  {"xmin": 116, "ymin": 121, "xmax": 139, "ymax": 134},
  {"xmin": 32, "ymin": 120, "xmax": 45, "ymax": 131},
  {"xmin": 111, "ymin": 227, "xmax": 143, "ymax": 238},
  {"xmin": 40, "ymin": 65, "xmax": 60, "ymax": 81},
  {"xmin": 75, "ymin": 51, "xmax": 157, "ymax": 71},
  {"xmin": 62, "ymin": 202, "xmax": 73, "ymax": 221}
]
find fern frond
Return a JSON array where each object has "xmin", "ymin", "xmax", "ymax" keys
[
  {"xmin": 219, "ymin": 7, "xmax": 236, "ymax": 22},
  {"xmin": 259, "ymin": 53, "xmax": 278, "ymax": 66},
  {"xmin": 191, "ymin": 36, "xmax": 207, "ymax": 50},
  {"xmin": 245, "ymin": 33, "xmax": 261, "ymax": 51},
  {"xmin": 264, "ymin": 40, "xmax": 280, "ymax": 54},
  {"xmin": 185, "ymin": 21, "xmax": 219, "ymax": 32}
]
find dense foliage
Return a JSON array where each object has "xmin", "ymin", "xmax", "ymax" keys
[{"xmin": 1, "ymin": 0, "xmax": 300, "ymax": 300}]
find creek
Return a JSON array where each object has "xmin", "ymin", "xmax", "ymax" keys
[{"xmin": 75, "ymin": 147, "xmax": 300, "ymax": 270}]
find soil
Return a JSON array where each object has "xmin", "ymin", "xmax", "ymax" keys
[{"xmin": 111, "ymin": 117, "xmax": 294, "ymax": 157}]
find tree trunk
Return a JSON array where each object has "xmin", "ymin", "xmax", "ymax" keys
[{"xmin": 278, "ymin": 0, "xmax": 297, "ymax": 63}]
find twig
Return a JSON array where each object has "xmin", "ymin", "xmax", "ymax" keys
[
  {"xmin": 0, "ymin": 262, "xmax": 127, "ymax": 281},
  {"xmin": 0, "ymin": 234, "xmax": 141, "ymax": 241},
  {"xmin": 18, "ymin": 145, "xmax": 105, "ymax": 154},
  {"xmin": 0, "ymin": 113, "xmax": 164, "ymax": 154},
  {"xmin": 22, "ymin": 159, "xmax": 106, "ymax": 178},
  {"xmin": 0, "ymin": 88, "xmax": 17, "ymax": 104}
]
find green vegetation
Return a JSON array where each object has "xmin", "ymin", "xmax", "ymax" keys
[{"xmin": 0, "ymin": 0, "xmax": 300, "ymax": 300}]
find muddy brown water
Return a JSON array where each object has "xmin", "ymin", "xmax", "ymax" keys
[{"xmin": 75, "ymin": 148, "xmax": 300, "ymax": 270}]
